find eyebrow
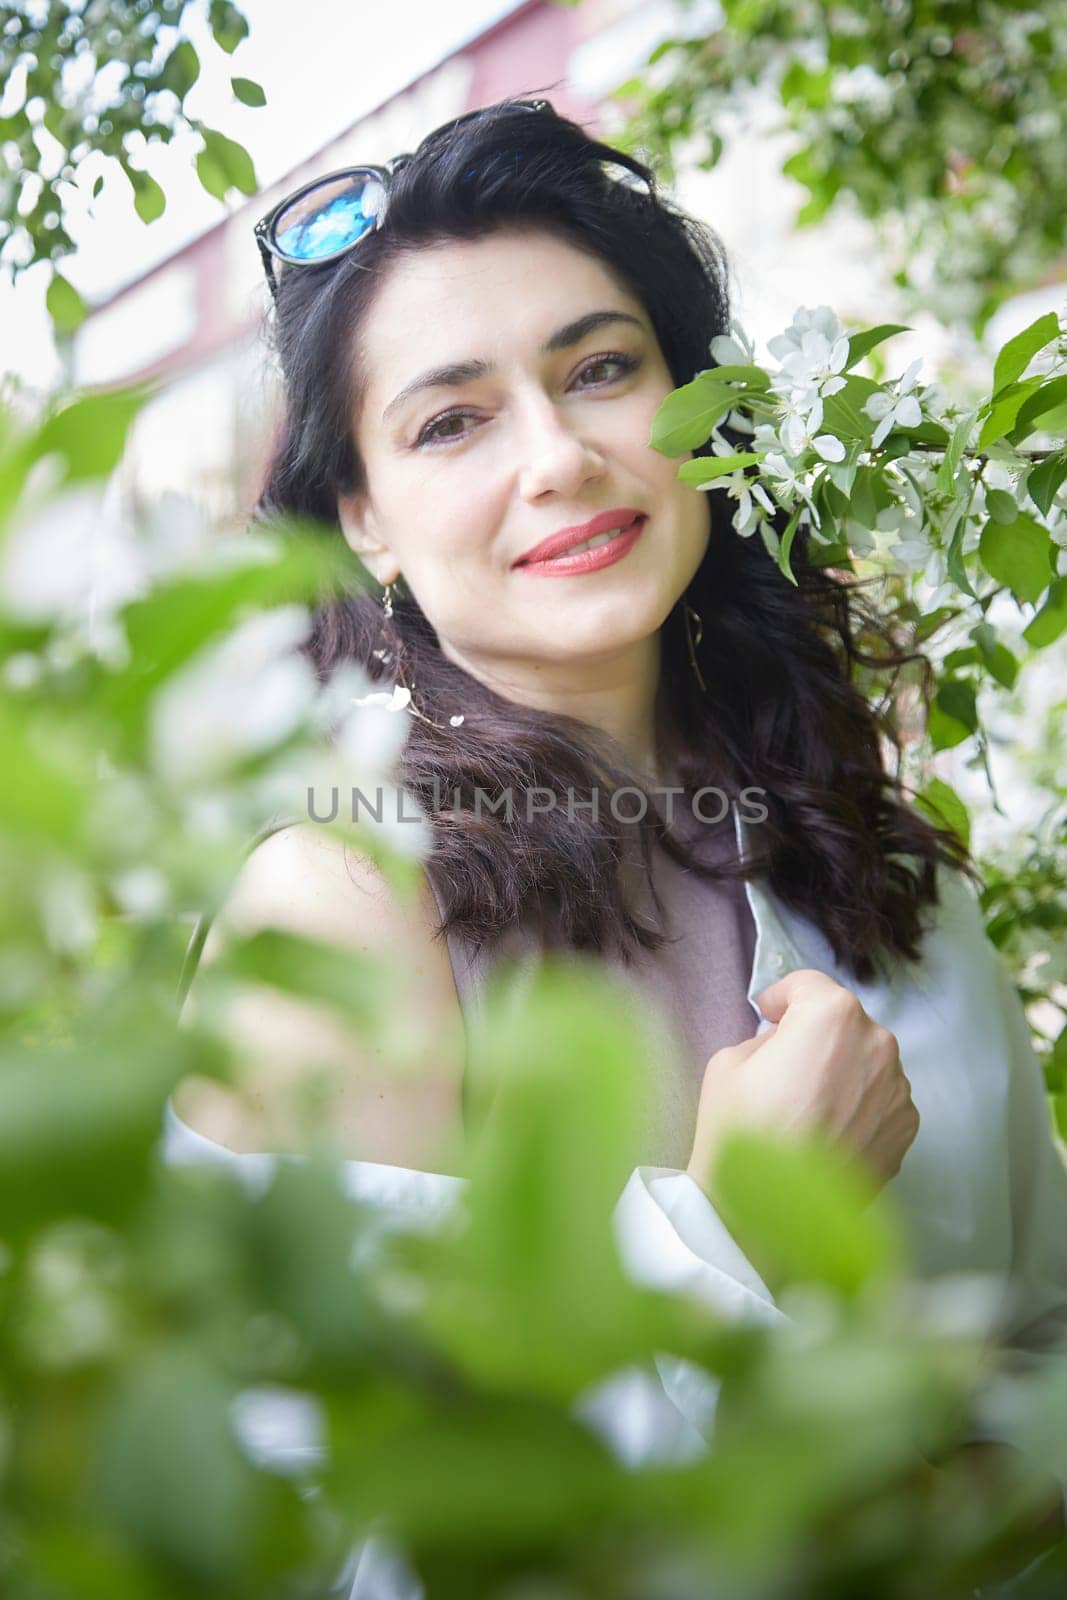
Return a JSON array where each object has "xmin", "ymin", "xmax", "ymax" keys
[{"xmin": 381, "ymin": 310, "xmax": 647, "ymax": 425}]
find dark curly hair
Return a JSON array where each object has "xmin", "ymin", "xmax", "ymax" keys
[{"xmin": 256, "ymin": 96, "xmax": 974, "ymax": 984}]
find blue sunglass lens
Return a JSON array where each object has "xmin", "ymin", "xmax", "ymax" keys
[{"xmin": 273, "ymin": 175, "xmax": 385, "ymax": 262}]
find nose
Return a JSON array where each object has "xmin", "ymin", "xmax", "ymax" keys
[{"xmin": 515, "ymin": 393, "xmax": 607, "ymax": 504}]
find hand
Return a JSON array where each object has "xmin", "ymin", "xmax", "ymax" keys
[{"xmin": 688, "ymin": 969, "xmax": 919, "ymax": 1199}]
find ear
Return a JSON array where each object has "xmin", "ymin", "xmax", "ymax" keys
[{"xmin": 337, "ymin": 489, "xmax": 400, "ymax": 586}]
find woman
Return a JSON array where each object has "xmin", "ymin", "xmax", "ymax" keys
[{"xmin": 166, "ymin": 97, "xmax": 1067, "ymax": 1543}]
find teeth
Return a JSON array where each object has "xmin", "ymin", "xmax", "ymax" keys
[{"xmin": 564, "ymin": 520, "xmax": 634, "ymax": 557}]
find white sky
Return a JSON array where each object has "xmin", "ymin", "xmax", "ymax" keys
[{"xmin": 2, "ymin": 0, "xmax": 521, "ymax": 390}]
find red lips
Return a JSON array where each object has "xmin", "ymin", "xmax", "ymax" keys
[{"xmin": 512, "ymin": 508, "xmax": 644, "ymax": 568}]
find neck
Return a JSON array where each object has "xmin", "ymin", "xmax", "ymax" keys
[{"xmin": 441, "ymin": 631, "xmax": 666, "ymax": 786}]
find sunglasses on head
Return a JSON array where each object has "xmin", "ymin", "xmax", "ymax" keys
[
  {"xmin": 253, "ymin": 99, "xmax": 553, "ymax": 298},
  {"xmin": 253, "ymin": 97, "xmax": 651, "ymax": 299}
]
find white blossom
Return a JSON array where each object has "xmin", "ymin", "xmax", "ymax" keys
[
  {"xmin": 0, "ymin": 481, "xmax": 146, "ymax": 639},
  {"xmin": 351, "ymin": 685, "xmax": 412, "ymax": 714},
  {"xmin": 865, "ymin": 358, "xmax": 924, "ymax": 446},
  {"xmin": 780, "ymin": 409, "xmax": 847, "ymax": 462},
  {"xmin": 723, "ymin": 475, "xmax": 776, "ymax": 537},
  {"xmin": 150, "ymin": 606, "xmax": 316, "ymax": 786},
  {"xmin": 770, "ymin": 327, "xmax": 850, "ymax": 418},
  {"xmin": 709, "ymin": 318, "xmax": 757, "ymax": 367}
]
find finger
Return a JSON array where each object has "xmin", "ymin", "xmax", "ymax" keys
[
  {"xmin": 706, "ymin": 1026, "xmax": 777, "ymax": 1075},
  {"xmin": 754, "ymin": 968, "xmax": 845, "ymax": 1022}
]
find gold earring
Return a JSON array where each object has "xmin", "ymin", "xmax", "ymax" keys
[
  {"xmin": 381, "ymin": 580, "xmax": 396, "ymax": 620},
  {"xmin": 683, "ymin": 599, "xmax": 707, "ymax": 694}
]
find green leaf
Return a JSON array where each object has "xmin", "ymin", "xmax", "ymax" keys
[
  {"xmin": 1027, "ymin": 453, "xmax": 1067, "ymax": 516},
  {"xmin": 844, "ymin": 324, "xmax": 909, "ymax": 372},
  {"xmin": 935, "ymin": 679, "xmax": 978, "ymax": 734},
  {"xmin": 1024, "ymin": 578, "xmax": 1067, "ymax": 649},
  {"xmin": 821, "ymin": 375, "xmax": 881, "ymax": 440},
  {"xmin": 208, "ymin": 0, "xmax": 250, "ymax": 52},
  {"xmin": 650, "ymin": 375, "xmax": 738, "ymax": 454},
  {"xmin": 927, "ymin": 704, "xmax": 971, "ymax": 751},
  {"xmin": 0, "ymin": 700, "xmax": 87, "ymax": 846},
  {"xmin": 979, "ymin": 514, "xmax": 1054, "ymax": 603},
  {"xmin": 944, "ymin": 514, "xmax": 978, "ymax": 601},
  {"xmin": 992, "ymin": 310, "xmax": 1059, "ymax": 397},
  {"xmin": 936, "ymin": 410, "xmax": 976, "ymax": 496},
  {"xmin": 447, "ymin": 961, "xmax": 652, "ymax": 1392},
  {"xmin": 971, "ymin": 622, "xmax": 1018, "ymax": 689},
  {"xmin": 978, "ymin": 377, "xmax": 1046, "ymax": 451},
  {"xmin": 102, "ymin": 537, "xmax": 334, "ymax": 750},
  {"xmin": 197, "ymin": 128, "xmax": 257, "ymax": 199},
  {"xmin": 1010, "ymin": 376, "xmax": 1067, "ymax": 442},
  {"xmin": 985, "ymin": 488, "xmax": 1018, "ymax": 524},
  {"xmin": 45, "ymin": 271, "xmax": 86, "ymax": 333},
  {"xmin": 127, "ymin": 167, "xmax": 166, "ymax": 224},
  {"xmin": 780, "ymin": 59, "xmax": 833, "ymax": 109},
  {"xmin": 98, "ymin": 1351, "xmax": 267, "ymax": 1582},
  {"xmin": 677, "ymin": 451, "xmax": 762, "ymax": 485},
  {"xmin": 914, "ymin": 778, "xmax": 971, "ymax": 848},
  {"xmin": 928, "ymin": 678, "xmax": 978, "ymax": 749},
  {"xmin": 775, "ymin": 504, "xmax": 803, "ymax": 587},
  {"xmin": 218, "ymin": 928, "xmax": 397, "ymax": 1033},
  {"xmin": 195, "ymin": 148, "xmax": 228, "ymax": 201},
  {"xmin": 32, "ymin": 387, "xmax": 146, "ymax": 482},
  {"xmin": 711, "ymin": 1131, "xmax": 904, "ymax": 1298},
  {"xmin": 230, "ymin": 75, "xmax": 266, "ymax": 107},
  {"xmin": 161, "ymin": 38, "xmax": 200, "ymax": 98}
]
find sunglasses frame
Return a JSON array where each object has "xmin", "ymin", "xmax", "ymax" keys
[{"xmin": 253, "ymin": 99, "xmax": 556, "ymax": 298}]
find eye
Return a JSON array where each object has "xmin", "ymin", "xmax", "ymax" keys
[
  {"xmin": 415, "ymin": 408, "xmax": 475, "ymax": 448},
  {"xmin": 574, "ymin": 352, "xmax": 641, "ymax": 387}
]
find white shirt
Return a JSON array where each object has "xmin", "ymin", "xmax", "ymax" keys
[{"xmin": 161, "ymin": 805, "xmax": 1067, "ymax": 1590}]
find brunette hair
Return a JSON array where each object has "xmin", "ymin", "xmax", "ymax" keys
[{"xmin": 257, "ymin": 97, "xmax": 973, "ymax": 983}]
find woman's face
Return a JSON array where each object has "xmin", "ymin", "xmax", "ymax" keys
[{"xmin": 338, "ymin": 228, "xmax": 710, "ymax": 699}]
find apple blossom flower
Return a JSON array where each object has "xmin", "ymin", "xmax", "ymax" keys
[
  {"xmin": 709, "ymin": 318, "xmax": 757, "ymax": 368},
  {"xmin": 864, "ymin": 358, "xmax": 924, "ymax": 446},
  {"xmin": 780, "ymin": 409, "xmax": 847, "ymax": 462}
]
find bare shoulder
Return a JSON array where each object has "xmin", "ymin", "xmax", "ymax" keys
[
  {"xmin": 202, "ymin": 820, "xmax": 448, "ymax": 958},
  {"xmin": 174, "ymin": 823, "xmax": 465, "ymax": 1168}
]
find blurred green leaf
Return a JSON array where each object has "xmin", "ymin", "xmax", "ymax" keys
[
  {"xmin": 979, "ymin": 515, "xmax": 1054, "ymax": 603},
  {"xmin": 935, "ymin": 678, "xmax": 978, "ymax": 735},
  {"xmin": 231, "ymin": 75, "xmax": 266, "ymax": 107},
  {"xmin": 425, "ymin": 961, "xmax": 657, "ymax": 1395},
  {"xmin": 1024, "ymin": 578, "xmax": 1067, "ymax": 649},
  {"xmin": 102, "ymin": 536, "xmax": 333, "ymax": 752},
  {"xmin": 217, "ymin": 927, "xmax": 400, "ymax": 1033},
  {"xmin": 45, "ymin": 273, "xmax": 87, "ymax": 334},
  {"xmin": 971, "ymin": 622, "xmax": 1019, "ymax": 690},
  {"xmin": 197, "ymin": 127, "xmax": 257, "ymax": 198},
  {"xmin": 31, "ymin": 386, "xmax": 148, "ymax": 485},
  {"xmin": 915, "ymin": 778, "xmax": 971, "ymax": 848},
  {"xmin": 209, "ymin": 0, "xmax": 251, "ymax": 52},
  {"xmin": 711, "ymin": 1131, "xmax": 905, "ymax": 1298},
  {"xmin": 160, "ymin": 38, "xmax": 200, "ymax": 98},
  {"xmin": 0, "ymin": 1011, "xmax": 206, "ymax": 1236},
  {"xmin": 95, "ymin": 1348, "xmax": 271, "ymax": 1582},
  {"xmin": 125, "ymin": 165, "xmax": 167, "ymax": 225}
]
